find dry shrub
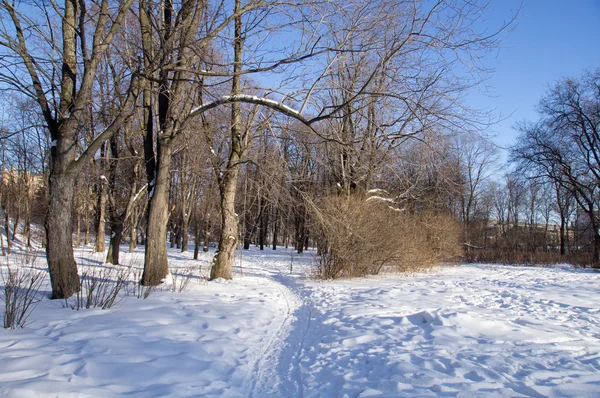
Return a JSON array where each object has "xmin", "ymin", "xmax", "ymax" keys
[
  {"xmin": 313, "ymin": 195, "xmax": 461, "ymax": 279},
  {"xmin": 1, "ymin": 258, "xmax": 45, "ymax": 329},
  {"xmin": 65, "ymin": 266, "xmax": 131, "ymax": 310},
  {"xmin": 463, "ymin": 248, "xmax": 593, "ymax": 267}
]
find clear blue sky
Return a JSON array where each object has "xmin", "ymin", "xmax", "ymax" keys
[{"xmin": 472, "ymin": 0, "xmax": 600, "ymax": 153}]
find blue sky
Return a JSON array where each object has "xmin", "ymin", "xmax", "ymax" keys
[{"xmin": 472, "ymin": 0, "xmax": 600, "ymax": 153}]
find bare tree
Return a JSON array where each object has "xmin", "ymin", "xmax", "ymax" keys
[
  {"xmin": 512, "ymin": 69, "xmax": 600, "ymax": 263},
  {"xmin": 0, "ymin": 0, "xmax": 138, "ymax": 298},
  {"xmin": 454, "ymin": 133, "xmax": 499, "ymax": 248}
]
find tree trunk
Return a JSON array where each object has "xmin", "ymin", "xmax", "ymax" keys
[
  {"xmin": 211, "ymin": 165, "xmax": 240, "ymax": 279},
  {"xmin": 106, "ymin": 222, "xmax": 124, "ymax": 265},
  {"xmin": 24, "ymin": 192, "xmax": 31, "ymax": 247},
  {"xmin": 181, "ymin": 215, "xmax": 189, "ymax": 252},
  {"xmin": 194, "ymin": 221, "xmax": 201, "ymax": 260},
  {"xmin": 272, "ymin": 206, "xmax": 279, "ymax": 250},
  {"xmin": 46, "ymin": 170, "xmax": 80, "ymax": 299},
  {"xmin": 11, "ymin": 212, "xmax": 19, "ymax": 241},
  {"xmin": 4, "ymin": 212, "xmax": 12, "ymax": 252},
  {"xmin": 84, "ymin": 207, "xmax": 90, "ymax": 246},
  {"xmin": 95, "ymin": 182, "xmax": 107, "ymax": 252},
  {"xmin": 594, "ymin": 231, "xmax": 600, "ymax": 267},
  {"xmin": 203, "ymin": 215, "xmax": 210, "ymax": 252},
  {"xmin": 0, "ymin": 194, "xmax": 5, "ymax": 256},
  {"xmin": 75, "ymin": 212, "xmax": 81, "ymax": 248},
  {"xmin": 295, "ymin": 210, "xmax": 305, "ymax": 254},
  {"xmin": 559, "ymin": 222, "xmax": 566, "ymax": 256},
  {"xmin": 259, "ymin": 196, "xmax": 265, "ymax": 250},
  {"xmin": 211, "ymin": 0, "xmax": 243, "ymax": 280},
  {"xmin": 130, "ymin": 224, "xmax": 137, "ymax": 253},
  {"xmin": 142, "ymin": 142, "xmax": 172, "ymax": 285}
]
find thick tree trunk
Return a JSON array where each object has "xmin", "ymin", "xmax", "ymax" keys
[
  {"xmin": 106, "ymin": 222, "xmax": 123, "ymax": 265},
  {"xmin": 46, "ymin": 170, "xmax": 80, "ymax": 299},
  {"xmin": 211, "ymin": 1, "xmax": 243, "ymax": 280},
  {"xmin": 211, "ymin": 166, "xmax": 240, "ymax": 280},
  {"xmin": 142, "ymin": 142, "xmax": 172, "ymax": 285}
]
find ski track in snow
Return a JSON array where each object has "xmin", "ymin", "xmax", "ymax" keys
[
  {"xmin": 250, "ymin": 257, "xmax": 600, "ymax": 397},
  {"xmin": 1, "ymin": 246, "xmax": 600, "ymax": 397}
]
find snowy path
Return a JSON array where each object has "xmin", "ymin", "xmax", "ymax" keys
[
  {"xmin": 249, "ymin": 255, "xmax": 600, "ymax": 397},
  {"xmin": 2, "ymin": 247, "xmax": 600, "ymax": 397}
]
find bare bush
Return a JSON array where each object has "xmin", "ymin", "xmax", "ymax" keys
[
  {"xmin": 313, "ymin": 195, "xmax": 461, "ymax": 279},
  {"xmin": 463, "ymin": 248, "xmax": 591, "ymax": 267},
  {"xmin": 66, "ymin": 266, "xmax": 130, "ymax": 310},
  {"xmin": 130, "ymin": 269, "xmax": 156, "ymax": 299},
  {"xmin": 166, "ymin": 266, "xmax": 195, "ymax": 293},
  {"xmin": 1, "ymin": 261, "xmax": 45, "ymax": 329}
]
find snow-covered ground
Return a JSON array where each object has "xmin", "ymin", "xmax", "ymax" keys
[{"xmin": 1, "ymin": 244, "xmax": 600, "ymax": 397}]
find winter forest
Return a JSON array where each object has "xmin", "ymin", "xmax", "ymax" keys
[{"xmin": 1, "ymin": 0, "xmax": 600, "ymax": 396}]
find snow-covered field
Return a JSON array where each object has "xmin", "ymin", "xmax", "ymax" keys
[{"xmin": 1, "ymin": 245, "xmax": 600, "ymax": 397}]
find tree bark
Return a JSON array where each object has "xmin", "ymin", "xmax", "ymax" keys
[
  {"xmin": 142, "ymin": 141, "xmax": 172, "ymax": 285},
  {"xmin": 272, "ymin": 206, "xmax": 279, "ymax": 250},
  {"xmin": 193, "ymin": 220, "xmax": 200, "ymax": 260},
  {"xmin": 46, "ymin": 170, "xmax": 80, "ymax": 299},
  {"xmin": 211, "ymin": 164, "xmax": 240, "ymax": 279},
  {"xmin": 106, "ymin": 222, "xmax": 123, "ymax": 265},
  {"xmin": 181, "ymin": 216, "xmax": 189, "ymax": 252},
  {"xmin": 203, "ymin": 215, "xmax": 210, "ymax": 252},
  {"xmin": 4, "ymin": 212, "xmax": 12, "ymax": 252},
  {"xmin": 75, "ymin": 212, "xmax": 81, "ymax": 248},
  {"xmin": 130, "ymin": 223, "xmax": 137, "ymax": 253},
  {"xmin": 210, "ymin": 0, "xmax": 243, "ymax": 280}
]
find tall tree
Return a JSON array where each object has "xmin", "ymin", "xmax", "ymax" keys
[
  {"xmin": 512, "ymin": 69, "xmax": 600, "ymax": 263},
  {"xmin": 0, "ymin": 0, "xmax": 138, "ymax": 298}
]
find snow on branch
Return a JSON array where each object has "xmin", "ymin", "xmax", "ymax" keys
[
  {"xmin": 367, "ymin": 188, "xmax": 389, "ymax": 195},
  {"xmin": 365, "ymin": 196, "xmax": 395, "ymax": 203},
  {"xmin": 190, "ymin": 95, "xmax": 309, "ymax": 124}
]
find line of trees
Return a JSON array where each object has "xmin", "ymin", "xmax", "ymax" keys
[
  {"xmin": 0, "ymin": 0, "xmax": 531, "ymax": 298},
  {"xmin": 511, "ymin": 69, "xmax": 600, "ymax": 264}
]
